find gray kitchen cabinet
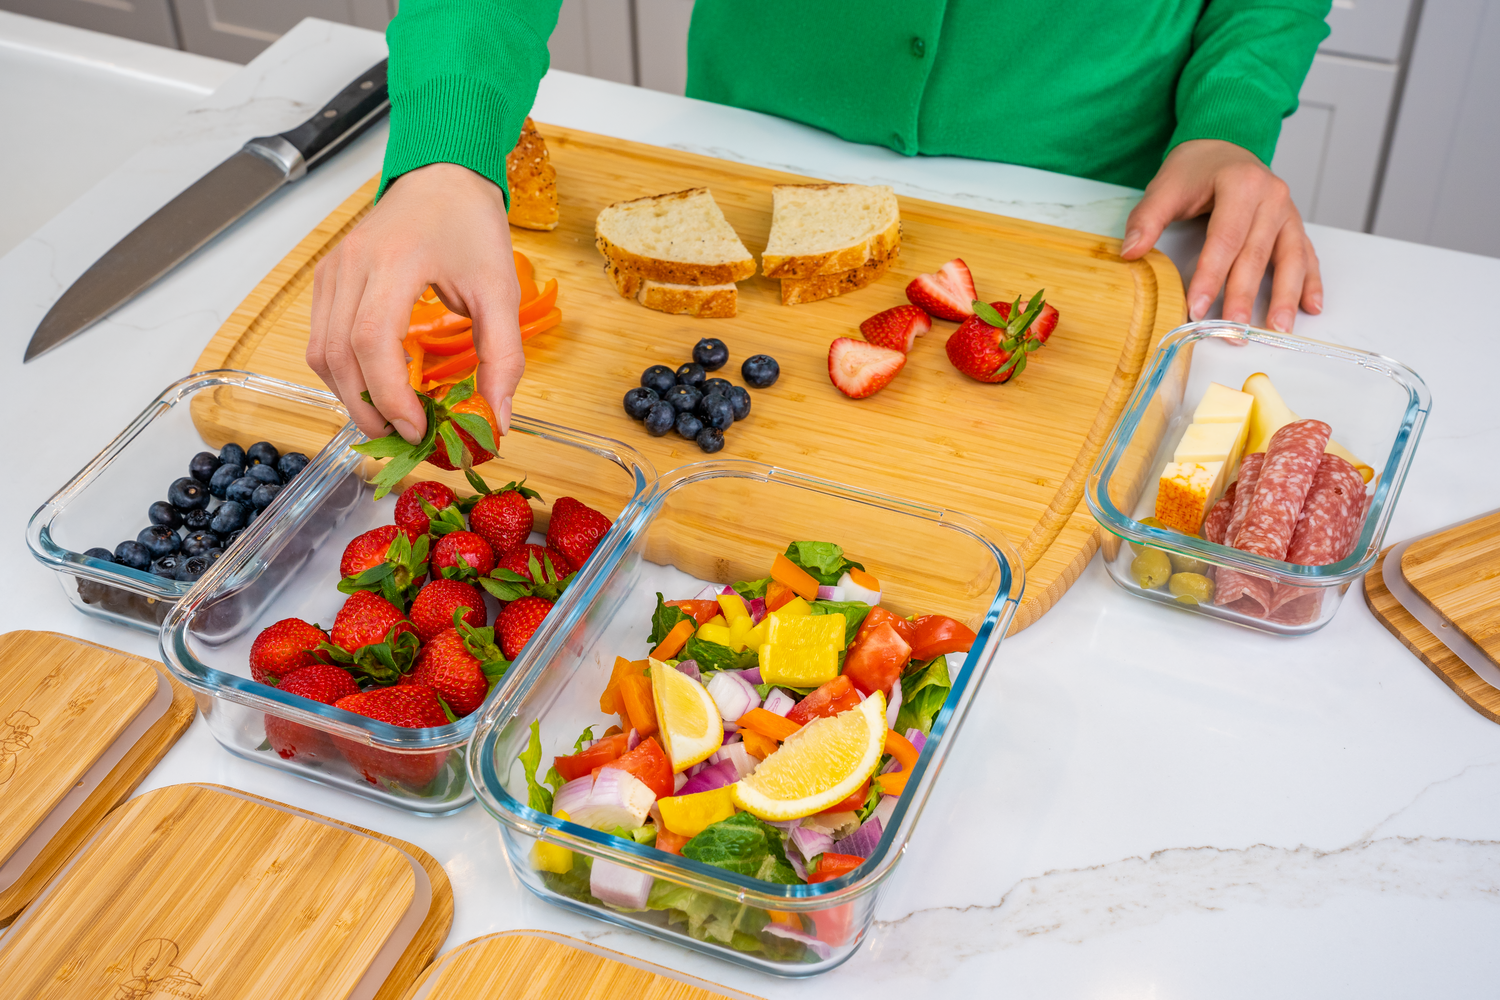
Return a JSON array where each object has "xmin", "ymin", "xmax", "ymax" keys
[
  {"xmin": 1323, "ymin": 0, "xmax": 1417, "ymax": 61},
  {"xmin": 0, "ymin": 0, "xmax": 178, "ymax": 47},
  {"xmin": 635, "ymin": 0, "xmax": 691, "ymax": 94},
  {"xmin": 173, "ymin": 0, "xmax": 392, "ymax": 63},
  {"xmin": 548, "ymin": 0, "xmax": 635, "ymax": 86}
]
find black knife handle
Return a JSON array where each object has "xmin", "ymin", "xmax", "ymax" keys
[{"xmin": 276, "ymin": 59, "xmax": 390, "ymax": 171}]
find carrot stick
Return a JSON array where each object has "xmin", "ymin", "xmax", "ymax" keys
[
  {"xmin": 650, "ymin": 619, "xmax": 694, "ymax": 660},
  {"xmin": 737, "ymin": 707, "xmax": 801, "ymax": 742},
  {"xmin": 772, "ymin": 553, "xmax": 821, "ymax": 601}
]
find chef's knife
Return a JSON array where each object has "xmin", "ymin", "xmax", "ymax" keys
[{"xmin": 25, "ymin": 59, "xmax": 390, "ymax": 362}]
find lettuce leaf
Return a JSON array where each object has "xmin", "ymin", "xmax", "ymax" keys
[
  {"xmin": 783, "ymin": 541, "xmax": 864, "ymax": 586},
  {"xmin": 732, "ymin": 577, "xmax": 770, "ymax": 600},
  {"xmin": 571, "ymin": 724, "xmax": 597, "ymax": 753},
  {"xmin": 809, "ymin": 599, "xmax": 871, "ymax": 646},
  {"xmin": 517, "ymin": 719, "xmax": 554, "ymax": 814},
  {"xmin": 895, "ymin": 656, "xmax": 952, "ymax": 735},
  {"xmin": 683, "ymin": 634, "xmax": 758, "ymax": 673},
  {"xmin": 648, "ymin": 592, "xmax": 693, "ymax": 645},
  {"xmin": 682, "ymin": 812, "xmax": 802, "ymax": 884}
]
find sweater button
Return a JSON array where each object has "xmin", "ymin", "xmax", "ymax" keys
[{"xmin": 910, "ymin": 35, "xmax": 926, "ymax": 57}]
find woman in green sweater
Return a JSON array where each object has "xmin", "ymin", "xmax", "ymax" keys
[{"xmin": 309, "ymin": 0, "xmax": 1330, "ymax": 444}]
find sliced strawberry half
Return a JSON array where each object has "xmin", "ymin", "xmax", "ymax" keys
[
  {"xmin": 828, "ymin": 337, "xmax": 907, "ymax": 399},
  {"xmin": 859, "ymin": 305, "xmax": 931, "ymax": 353},
  {"xmin": 905, "ymin": 259, "xmax": 978, "ymax": 321}
]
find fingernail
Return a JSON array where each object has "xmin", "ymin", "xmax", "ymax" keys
[
  {"xmin": 393, "ymin": 419, "xmax": 419, "ymax": 443},
  {"xmin": 499, "ymin": 396, "xmax": 513, "ymax": 436},
  {"xmin": 1189, "ymin": 295, "xmax": 1211, "ymax": 321},
  {"xmin": 1121, "ymin": 230, "xmax": 1141, "ymax": 256},
  {"xmin": 1269, "ymin": 311, "xmax": 1291, "ymax": 332},
  {"xmin": 1310, "ymin": 293, "xmax": 1323, "ymax": 313}
]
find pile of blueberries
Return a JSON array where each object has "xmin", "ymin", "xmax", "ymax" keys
[
  {"xmin": 86, "ymin": 440, "xmax": 310, "ymax": 584},
  {"xmin": 622, "ymin": 338, "xmax": 780, "ymax": 453}
]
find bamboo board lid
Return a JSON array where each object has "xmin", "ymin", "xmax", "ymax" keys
[
  {"xmin": 1401, "ymin": 509, "xmax": 1500, "ymax": 666},
  {"xmin": 0, "ymin": 783, "xmax": 453, "ymax": 1000},
  {"xmin": 399, "ymin": 930, "xmax": 766, "ymax": 1000}
]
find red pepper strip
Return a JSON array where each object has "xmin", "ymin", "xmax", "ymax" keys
[
  {"xmin": 518, "ymin": 278, "xmax": 558, "ymax": 324},
  {"xmin": 414, "ymin": 325, "xmax": 475, "ymax": 355},
  {"xmin": 805, "ymin": 852, "xmax": 864, "ymax": 884},
  {"xmin": 403, "ymin": 337, "xmax": 424, "ymax": 391},
  {"xmin": 520, "ymin": 308, "xmax": 562, "ymax": 342},
  {"xmin": 875, "ymin": 729, "xmax": 920, "ymax": 796}
]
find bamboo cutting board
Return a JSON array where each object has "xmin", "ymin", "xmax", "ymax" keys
[
  {"xmin": 0, "ymin": 783, "xmax": 453, "ymax": 1000},
  {"xmin": 0, "ymin": 631, "xmax": 194, "ymax": 927},
  {"xmin": 1400, "ymin": 510, "xmax": 1500, "ymax": 666},
  {"xmin": 193, "ymin": 124, "xmax": 1185, "ymax": 631},
  {"xmin": 399, "ymin": 930, "xmax": 765, "ymax": 1000}
]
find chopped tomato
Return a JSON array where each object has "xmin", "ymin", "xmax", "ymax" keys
[
  {"xmin": 601, "ymin": 736, "xmax": 673, "ymax": 799},
  {"xmin": 771, "ymin": 552, "xmax": 820, "ymax": 601},
  {"xmin": 765, "ymin": 580, "xmax": 797, "ymax": 612},
  {"xmin": 842, "ymin": 622, "xmax": 911, "ymax": 696},
  {"xmin": 817, "ymin": 780, "xmax": 869, "ymax": 816},
  {"xmin": 518, "ymin": 277, "xmax": 558, "ymax": 323},
  {"xmin": 740, "ymin": 730, "xmax": 779, "ymax": 759},
  {"xmin": 655, "ymin": 828, "xmax": 690, "ymax": 855},
  {"xmin": 909, "ymin": 615, "xmax": 977, "ymax": 660},
  {"xmin": 805, "ymin": 852, "xmax": 863, "ymax": 884},
  {"xmin": 664, "ymin": 599, "xmax": 722, "ymax": 625},
  {"xmin": 650, "ymin": 619, "xmax": 694, "ymax": 660},
  {"xmin": 737, "ymin": 707, "xmax": 801, "ymax": 742},
  {"xmin": 810, "ymin": 903, "xmax": 854, "ymax": 946},
  {"xmin": 619, "ymin": 674, "xmax": 658, "ymax": 737},
  {"xmin": 857, "ymin": 606, "xmax": 916, "ymax": 647},
  {"xmin": 786, "ymin": 676, "xmax": 860, "ymax": 726},
  {"xmin": 553, "ymin": 732, "xmax": 629, "ymax": 782}
]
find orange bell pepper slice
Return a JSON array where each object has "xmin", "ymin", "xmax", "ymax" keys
[
  {"xmin": 740, "ymin": 729, "xmax": 779, "ymax": 759},
  {"xmin": 650, "ymin": 619, "xmax": 694, "ymax": 660},
  {"xmin": 520, "ymin": 308, "xmax": 562, "ymax": 342},
  {"xmin": 772, "ymin": 553, "xmax": 821, "ymax": 601},
  {"xmin": 875, "ymin": 729, "xmax": 920, "ymax": 796},
  {"xmin": 655, "ymin": 828, "xmax": 691, "ymax": 855},
  {"xmin": 600, "ymin": 656, "xmax": 647, "ymax": 715},
  {"xmin": 408, "ymin": 294, "xmax": 472, "ymax": 339},
  {"xmin": 619, "ymin": 674, "xmax": 658, "ymax": 737},
  {"xmin": 518, "ymin": 278, "xmax": 558, "ymax": 324},
  {"xmin": 514, "ymin": 250, "xmax": 538, "ymax": 301},
  {"xmin": 765, "ymin": 580, "xmax": 797, "ymax": 612},
  {"xmin": 737, "ymin": 707, "xmax": 801, "ymax": 743},
  {"xmin": 421, "ymin": 345, "xmax": 479, "ymax": 382},
  {"xmin": 415, "ymin": 325, "xmax": 475, "ymax": 355},
  {"xmin": 403, "ymin": 336, "xmax": 424, "ymax": 391}
]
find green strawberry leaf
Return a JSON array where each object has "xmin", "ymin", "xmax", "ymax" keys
[
  {"xmin": 492, "ymin": 567, "xmax": 530, "ymax": 584},
  {"xmin": 451, "ymin": 411, "xmax": 497, "ymax": 455},
  {"xmin": 437, "ymin": 421, "xmax": 467, "ymax": 469},
  {"xmin": 463, "ymin": 466, "xmax": 492, "ymax": 496},
  {"xmin": 434, "ymin": 693, "xmax": 460, "ymax": 723},
  {"xmin": 479, "ymin": 576, "xmax": 530, "ymax": 602},
  {"xmin": 1009, "ymin": 289, "xmax": 1046, "ymax": 338},
  {"xmin": 353, "ymin": 435, "xmax": 418, "ymax": 459},
  {"xmin": 439, "ymin": 376, "xmax": 475, "ymax": 407},
  {"xmin": 972, "ymin": 300, "xmax": 1006, "ymax": 329}
]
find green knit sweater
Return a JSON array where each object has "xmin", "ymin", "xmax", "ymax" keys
[{"xmin": 381, "ymin": 0, "xmax": 1329, "ymax": 202}]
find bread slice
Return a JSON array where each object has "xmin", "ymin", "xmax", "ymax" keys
[
  {"xmin": 505, "ymin": 117, "xmax": 558, "ymax": 231},
  {"xmin": 780, "ymin": 243, "xmax": 899, "ymax": 306},
  {"xmin": 607, "ymin": 262, "xmax": 738, "ymax": 318},
  {"xmin": 595, "ymin": 188, "xmax": 756, "ymax": 286},
  {"xmin": 761, "ymin": 184, "xmax": 901, "ymax": 279}
]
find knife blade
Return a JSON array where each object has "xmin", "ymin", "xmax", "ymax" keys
[{"xmin": 26, "ymin": 58, "xmax": 390, "ymax": 362}]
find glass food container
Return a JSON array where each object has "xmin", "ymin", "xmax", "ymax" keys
[
  {"xmin": 159, "ymin": 399, "xmax": 654, "ymax": 816},
  {"xmin": 28, "ymin": 371, "xmax": 355, "ymax": 633},
  {"xmin": 1087, "ymin": 321, "xmax": 1429, "ymax": 635},
  {"xmin": 469, "ymin": 460, "xmax": 1023, "ymax": 974}
]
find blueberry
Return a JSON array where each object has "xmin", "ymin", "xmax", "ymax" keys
[
  {"xmin": 114, "ymin": 541, "xmax": 151, "ymax": 571},
  {"xmin": 246, "ymin": 441, "xmax": 280, "ymax": 467},
  {"xmin": 182, "ymin": 508, "xmax": 214, "ymax": 532},
  {"xmin": 623, "ymin": 387, "xmax": 659, "ymax": 420},
  {"xmin": 643, "ymin": 401, "xmax": 676, "ymax": 437},
  {"xmin": 641, "ymin": 364, "xmax": 677, "ymax": 396},
  {"xmin": 150, "ymin": 555, "xmax": 182, "ymax": 578},
  {"xmin": 695, "ymin": 426, "xmax": 726, "ymax": 453},
  {"xmin": 137, "ymin": 524, "xmax": 181, "ymax": 559},
  {"xmin": 675, "ymin": 362, "xmax": 706, "ymax": 389},
  {"xmin": 209, "ymin": 463, "xmax": 243, "ymax": 499},
  {"xmin": 148, "ymin": 501, "xmax": 183, "ymax": 529},
  {"xmin": 226, "ymin": 478, "xmax": 257, "ymax": 506},
  {"xmin": 693, "ymin": 338, "xmax": 729, "ymax": 372},
  {"xmin": 205, "ymin": 548, "xmax": 225, "ymax": 563},
  {"xmin": 666, "ymin": 383, "xmax": 702, "ymax": 414},
  {"xmin": 222, "ymin": 529, "xmax": 245, "ymax": 549},
  {"xmin": 697, "ymin": 392, "xmax": 734, "ymax": 431},
  {"xmin": 219, "ymin": 442, "xmax": 246, "ymax": 468},
  {"xmin": 742, "ymin": 354, "xmax": 780, "ymax": 388},
  {"xmin": 728, "ymin": 385, "xmax": 752, "ymax": 420},
  {"xmin": 251, "ymin": 483, "xmax": 282, "ymax": 510},
  {"xmin": 277, "ymin": 452, "xmax": 310, "ymax": 479},
  {"xmin": 175, "ymin": 555, "xmax": 211, "ymax": 582},
  {"xmin": 181, "ymin": 530, "xmax": 220, "ymax": 557},
  {"xmin": 675, "ymin": 412, "xmax": 704, "ymax": 440},
  {"xmin": 210, "ymin": 501, "xmax": 249, "ymax": 535},
  {"xmin": 84, "ymin": 547, "xmax": 116, "ymax": 563},
  {"xmin": 188, "ymin": 451, "xmax": 221, "ymax": 484},
  {"xmin": 246, "ymin": 464, "xmax": 281, "ymax": 487},
  {"xmin": 167, "ymin": 477, "xmax": 209, "ymax": 511},
  {"xmin": 702, "ymin": 377, "xmax": 733, "ymax": 398}
]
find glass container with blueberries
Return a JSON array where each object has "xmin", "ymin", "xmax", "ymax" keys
[
  {"xmin": 28, "ymin": 371, "xmax": 358, "ymax": 632},
  {"xmin": 622, "ymin": 338, "xmax": 777, "ymax": 453}
]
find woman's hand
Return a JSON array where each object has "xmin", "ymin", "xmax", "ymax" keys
[
  {"xmin": 1120, "ymin": 139, "xmax": 1323, "ymax": 332},
  {"xmin": 308, "ymin": 162, "xmax": 525, "ymax": 443}
]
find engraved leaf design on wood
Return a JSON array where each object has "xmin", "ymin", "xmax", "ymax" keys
[{"xmin": 114, "ymin": 939, "xmax": 201, "ymax": 998}]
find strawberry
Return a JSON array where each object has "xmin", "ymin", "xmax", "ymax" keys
[
  {"xmin": 466, "ymin": 478, "xmax": 542, "ymax": 556},
  {"xmin": 263, "ymin": 662, "xmax": 360, "ymax": 762},
  {"xmin": 409, "ymin": 578, "xmax": 486, "ymax": 642},
  {"xmin": 352, "ymin": 375, "xmax": 501, "ymax": 497},
  {"xmin": 338, "ymin": 525, "xmax": 429, "ymax": 608},
  {"xmin": 859, "ymin": 304, "xmax": 931, "ymax": 352},
  {"xmin": 402, "ymin": 614, "xmax": 509, "ymax": 717},
  {"xmin": 323, "ymin": 590, "xmax": 421, "ymax": 684},
  {"xmin": 905, "ymin": 258, "xmax": 978, "ymax": 321},
  {"xmin": 546, "ymin": 497, "xmax": 611, "ymax": 569},
  {"xmin": 332, "ymin": 684, "xmax": 452, "ymax": 788},
  {"xmin": 496, "ymin": 595, "xmax": 553, "ymax": 660},
  {"xmin": 394, "ymin": 480, "xmax": 463, "ymax": 538},
  {"xmin": 249, "ymin": 618, "xmax": 330, "ymax": 685},
  {"xmin": 482, "ymin": 544, "xmax": 574, "ymax": 604},
  {"xmin": 945, "ymin": 291, "xmax": 1056, "ymax": 383},
  {"xmin": 431, "ymin": 530, "xmax": 495, "ymax": 581},
  {"xmin": 828, "ymin": 337, "xmax": 906, "ymax": 399}
]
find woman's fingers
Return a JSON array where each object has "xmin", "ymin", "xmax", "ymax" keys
[
  {"xmin": 1220, "ymin": 192, "xmax": 1291, "ymax": 325},
  {"xmin": 1265, "ymin": 215, "xmax": 1318, "ymax": 332},
  {"xmin": 351, "ymin": 278, "xmax": 429, "ymax": 443},
  {"xmin": 1185, "ymin": 177, "xmax": 1258, "ymax": 321},
  {"xmin": 1299, "ymin": 232, "xmax": 1324, "ymax": 317},
  {"xmin": 1122, "ymin": 178, "xmax": 1190, "ymax": 261}
]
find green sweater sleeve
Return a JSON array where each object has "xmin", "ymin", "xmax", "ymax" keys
[
  {"xmin": 380, "ymin": 0, "xmax": 562, "ymax": 204},
  {"xmin": 1169, "ymin": 0, "xmax": 1331, "ymax": 164}
]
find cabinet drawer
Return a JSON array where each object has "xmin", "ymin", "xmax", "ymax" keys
[
  {"xmin": 0, "ymin": 0, "xmax": 177, "ymax": 47},
  {"xmin": 1323, "ymin": 0, "xmax": 1413, "ymax": 62},
  {"xmin": 175, "ymin": 0, "xmax": 392, "ymax": 63}
]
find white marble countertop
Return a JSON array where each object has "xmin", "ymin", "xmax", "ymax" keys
[{"xmin": 2, "ymin": 15, "xmax": 1498, "ymax": 998}]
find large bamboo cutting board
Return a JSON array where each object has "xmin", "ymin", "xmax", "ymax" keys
[
  {"xmin": 194, "ymin": 125, "xmax": 1184, "ymax": 631},
  {"xmin": 1401, "ymin": 510, "xmax": 1500, "ymax": 666},
  {"xmin": 0, "ymin": 783, "xmax": 453, "ymax": 1000}
]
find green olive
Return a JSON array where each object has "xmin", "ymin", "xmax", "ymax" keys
[
  {"xmin": 1169, "ymin": 572, "xmax": 1215, "ymax": 604},
  {"xmin": 1130, "ymin": 548, "xmax": 1172, "ymax": 590},
  {"xmin": 1131, "ymin": 516, "xmax": 1170, "ymax": 556},
  {"xmin": 1168, "ymin": 552, "xmax": 1209, "ymax": 575}
]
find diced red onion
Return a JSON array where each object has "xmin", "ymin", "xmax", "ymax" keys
[
  {"xmin": 816, "ymin": 585, "xmax": 847, "ymax": 601},
  {"xmin": 871, "ymin": 793, "xmax": 898, "ymax": 829},
  {"xmin": 837, "ymin": 571, "xmax": 880, "ymax": 605},
  {"xmin": 710, "ymin": 741, "xmax": 757, "ymax": 779},
  {"xmin": 790, "ymin": 824, "xmax": 834, "ymax": 862},
  {"xmin": 904, "ymin": 728, "xmax": 926, "ymax": 753},
  {"xmin": 685, "ymin": 761, "xmax": 706, "ymax": 778},
  {"xmin": 764, "ymin": 924, "xmax": 831, "ymax": 960},
  {"xmin": 677, "ymin": 758, "xmax": 738, "ymax": 795},
  {"xmin": 626, "ymin": 727, "xmax": 641, "ymax": 751},
  {"xmin": 590, "ymin": 857, "xmax": 654, "ymax": 910},
  {"xmin": 885, "ymin": 680, "xmax": 902, "ymax": 728},
  {"xmin": 784, "ymin": 848, "xmax": 808, "ymax": 882},
  {"xmin": 766, "ymin": 819, "xmax": 800, "ymax": 832},
  {"xmin": 675, "ymin": 659, "xmax": 701, "ymax": 683},
  {"xmin": 739, "ymin": 666, "xmax": 762, "ymax": 684},
  {"xmin": 693, "ymin": 584, "xmax": 721, "ymax": 601},
  {"xmin": 569, "ymin": 768, "xmax": 655, "ymax": 830},
  {"xmin": 552, "ymin": 774, "xmax": 594, "ymax": 817},
  {"xmin": 762, "ymin": 688, "xmax": 795, "ymax": 716},
  {"xmin": 748, "ymin": 597, "xmax": 767, "ymax": 624},
  {"xmin": 672, "ymin": 772, "xmax": 687, "ymax": 794},
  {"xmin": 723, "ymin": 721, "xmax": 740, "ymax": 735},
  {"xmin": 833, "ymin": 816, "xmax": 882, "ymax": 858},
  {"xmin": 720, "ymin": 585, "xmax": 737, "ymax": 597},
  {"xmin": 706, "ymin": 670, "xmax": 758, "ymax": 722},
  {"xmin": 723, "ymin": 731, "xmax": 742, "ymax": 744}
]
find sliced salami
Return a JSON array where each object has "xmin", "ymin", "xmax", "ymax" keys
[
  {"xmin": 1221, "ymin": 452, "xmax": 1265, "ymax": 548},
  {"xmin": 1266, "ymin": 454, "xmax": 1369, "ymax": 617},
  {"xmin": 1203, "ymin": 481, "xmax": 1236, "ymax": 544}
]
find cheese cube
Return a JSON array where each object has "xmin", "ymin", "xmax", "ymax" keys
[
  {"xmin": 1192, "ymin": 382, "xmax": 1254, "ymax": 424},
  {"xmin": 1154, "ymin": 460, "xmax": 1228, "ymax": 533},
  {"xmin": 1174, "ymin": 421, "xmax": 1246, "ymax": 464}
]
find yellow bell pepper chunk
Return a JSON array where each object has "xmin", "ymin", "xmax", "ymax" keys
[
  {"xmin": 770, "ymin": 596, "xmax": 811, "ymax": 617},
  {"xmin": 657, "ymin": 786, "xmax": 737, "ymax": 838},
  {"xmin": 765, "ymin": 613, "xmax": 845, "ymax": 647},
  {"xmin": 727, "ymin": 614, "xmax": 755, "ymax": 646},
  {"xmin": 759, "ymin": 644, "xmax": 839, "ymax": 686},
  {"xmin": 531, "ymin": 809, "xmax": 574, "ymax": 873},
  {"xmin": 697, "ymin": 622, "xmax": 734, "ymax": 647},
  {"xmin": 717, "ymin": 592, "xmax": 750, "ymax": 623},
  {"xmin": 707, "ymin": 615, "xmax": 728, "ymax": 628},
  {"xmin": 743, "ymin": 622, "xmax": 768, "ymax": 651}
]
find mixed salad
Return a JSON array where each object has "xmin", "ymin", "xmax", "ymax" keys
[{"xmin": 515, "ymin": 541, "xmax": 977, "ymax": 961}]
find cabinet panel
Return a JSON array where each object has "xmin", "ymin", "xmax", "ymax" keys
[
  {"xmin": 636, "ymin": 0, "xmax": 691, "ymax": 94},
  {"xmin": 1323, "ymin": 0, "xmax": 1414, "ymax": 62},
  {"xmin": 174, "ymin": 0, "xmax": 393, "ymax": 63},
  {"xmin": 0, "ymin": 0, "xmax": 177, "ymax": 47},
  {"xmin": 548, "ymin": 0, "xmax": 635, "ymax": 85}
]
